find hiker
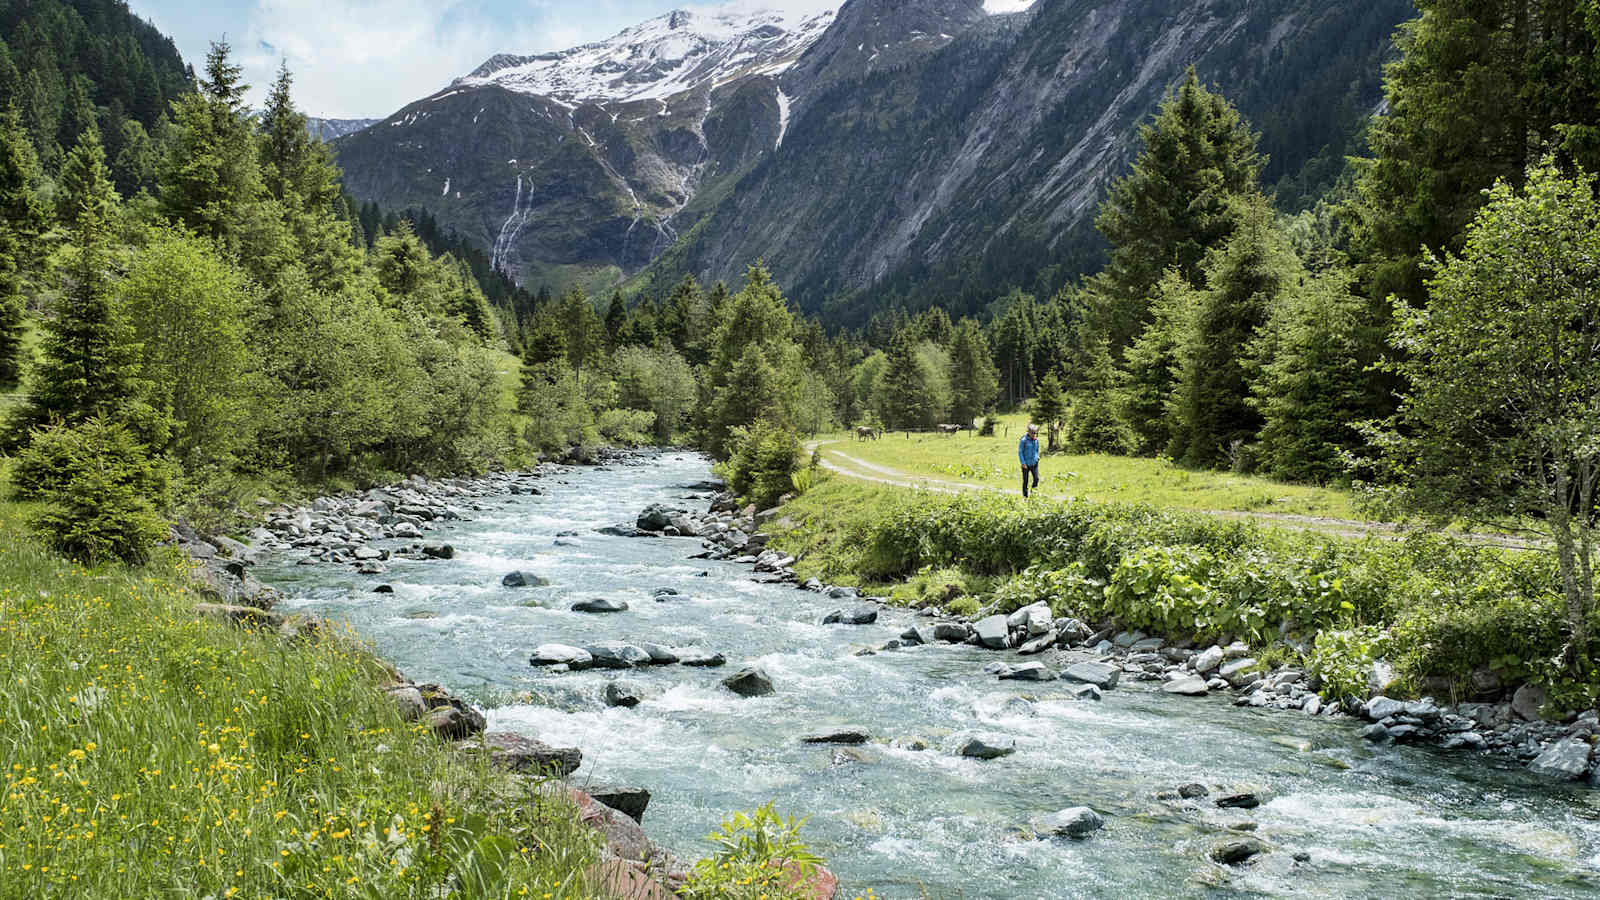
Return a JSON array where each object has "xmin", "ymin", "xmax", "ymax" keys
[{"xmin": 1019, "ymin": 422, "xmax": 1041, "ymax": 498}]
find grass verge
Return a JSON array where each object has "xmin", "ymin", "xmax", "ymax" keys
[{"xmin": 0, "ymin": 492, "xmax": 603, "ymax": 898}]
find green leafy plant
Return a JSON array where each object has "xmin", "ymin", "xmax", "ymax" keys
[{"xmin": 678, "ymin": 803, "xmax": 821, "ymax": 900}]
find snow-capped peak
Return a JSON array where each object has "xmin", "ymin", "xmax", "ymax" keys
[{"xmin": 455, "ymin": 3, "xmax": 838, "ymax": 104}]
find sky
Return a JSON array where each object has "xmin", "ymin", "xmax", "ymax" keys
[{"xmin": 128, "ymin": 0, "xmax": 831, "ymax": 120}]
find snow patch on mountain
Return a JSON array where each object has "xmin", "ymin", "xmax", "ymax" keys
[
  {"xmin": 982, "ymin": 0, "xmax": 1036, "ymax": 14},
  {"xmin": 775, "ymin": 86, "xmax": 791, "ymax": 148},
  {"xmin": 455, "ymin": 4, "xmax": 837, "ymax": 103}
]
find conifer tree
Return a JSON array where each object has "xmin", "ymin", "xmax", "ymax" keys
[
  {"xmin": 159, "ymin": 41, "xmax": 263, "ymax": 245},
  {"xmin": 946, "ymin": 317, "xmax": 998, "ymax": 425},
  {"xmin": 1030, "ymin": 371, "xmax": 1067, "ymax": 451},
  {"xmin": 875, "ymin": 330, "xmax": 935, "ymax": 431},
  {"xmin": 604, "ymin": 290, "xmax": 626, "ymax": 348},
  {"xmin": 0, "ymin": 104, "xmax": 44, "ymax": 389},
  {"xmin": 1170, "ymin": 202, "xmax": 1301, "ymax": 468},
  {"xmin": 1120, "ymin": 270, "xmax": 1196, "ymax": 456},
  {"xmin": 1083, "ymin": 69, "xmax": 1265, "ymax": 355},
  {"xmin": 1068, "ymin": 339, "xmax": 1137, "ymax": 455},
  {"xmin": 6, "ymin": 130, "xmax": 140, "ymax": 447}
]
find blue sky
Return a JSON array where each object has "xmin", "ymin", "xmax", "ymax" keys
[{"xmin": 128, "ymin": 0, "xmax": 806, "ymax": 118}]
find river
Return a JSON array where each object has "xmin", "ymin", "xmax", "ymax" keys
[{"xmin": 258, "ymin": 453, "xmax": 1600, "ymax": 898}]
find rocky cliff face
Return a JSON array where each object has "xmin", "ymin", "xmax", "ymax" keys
[{"xmin": 334, "ymin": 0, "xmax": 1412, "ymax": 316}]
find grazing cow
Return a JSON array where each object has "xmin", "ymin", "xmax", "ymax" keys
[
  {"xmin": 855, "ymin": 425, "xmax": 881, "ymax": 441},
  {"xmin": 937, "ymin": 423, "xmax": 962, "ymax": 435}
]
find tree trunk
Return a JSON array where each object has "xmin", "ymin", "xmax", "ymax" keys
[{"xmin": 1550, "ymin": 464, "xmax": 1591, "ymax": 669}]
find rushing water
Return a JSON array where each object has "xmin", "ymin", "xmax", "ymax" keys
[{"xmin": 259, "ymin": 453, "xmax": 1600, "ymax": 898}]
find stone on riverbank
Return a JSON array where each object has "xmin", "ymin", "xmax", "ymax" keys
[
  {"xmin": 427, "ymin": 704, "xmax": 486, "ymax": 740},
  {"xmin": 722, "ymin": 666, "xmax": 775, "ymax": 697},
  {"xmin": 822, "ymin": 606, "xmax": 879, "ymax": 625},
  {"xmin": 572, "ymin": 597, "xmax": 629, "ymax": 614},
  {"xmin": 999, "ymin": 662, "xmax": 1055, "ymax": 682},
  {"xmin": 460, "ymin": 732, "xmax": 582, "ymax": 777},
  {"xmin": 1162, "ymin": 676, "xmax": 1209, "ymax": 696},
  {"xmin": 1192, "ymin": 646, "xmax": 1224, "ymax": 674},
  {"xmin": 1528, "ymin": 736, "xmax": 1594, "ymax": 780},
  {"xmin": 973, "ymin": 615, "xmax": 1011, "ymax": 649},
  {"xmin": 588, "ymin": 785, "xmax": 652, "ymax": 824},
  {"xmin": 1512, "ymin": 683, "xmax": 1547, "ymax": 722},
  {"xmin": 1063, "ymin": 662, "xmax": 1120, "ymax": 690},
  {"xmin": 1032, "ymin": 806, "xmax": 1104, "ymax": 839},
  {"xmin": 532, "ymin": 644, "xmax": 594, "ymax": 669},
  {"xmin": 502, "ymin": 571, "xmax": 550, "ymax": 588}
]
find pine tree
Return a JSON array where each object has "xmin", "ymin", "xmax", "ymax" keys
[
  {"xmin": 159, "ymin": 41, "xmax": 263, "ymax": 245},
  {"xmin": 1030, "ymin": 371, "xmax": 1067, "ymax": 451},
  {"xmin": 1120, "ymin": 270, "xmax": 1196, "ymax": 456},
  {"xmin": 604, "ymin": 290, "xmax": 626, "ymax": 348},
  {"xmin": 1083, "ymin": 68, "xmax": 1265, "ymax": 356},
  {"xmin": 704, "ymin": 343, "xmax": 783, "ymax": 457},
  {"xmin": 1068, "ymin": 339, "xmax": 1137, "ymax": 455},
  {"xmin": 947, "ymin": 317, "xmax": 999, "ymax": 425},
  {"xmin": 5, "ymin": 129, "xmax": 140, "ymax": 447}
]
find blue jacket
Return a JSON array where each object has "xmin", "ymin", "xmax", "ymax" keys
[{"xmin": 1019, "ymin": 434, "xmax": 1040, "ymax": 467}]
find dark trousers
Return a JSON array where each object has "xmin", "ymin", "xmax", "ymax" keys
[{"xmin": 1021, "ymin": 464, "xmax": 1039, "ymax": 497}]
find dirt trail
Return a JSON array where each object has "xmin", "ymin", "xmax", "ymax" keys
[{"xmin": 805, "ymin": 439, "xmax": 1537, "ymax": 549}]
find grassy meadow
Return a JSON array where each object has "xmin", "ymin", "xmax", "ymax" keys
[
  {"xmin": 812, "ymin": 413, "xmax": 1357, "ymax": 519},
  {"xmin": 0, "ymin": 483, "xmax": 602, "ymax": 898}
]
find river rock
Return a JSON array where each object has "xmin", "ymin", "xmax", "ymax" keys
[
  {"xmin": 571, "ymin": 597, "xmax": 629, "ymax": 614},
  {"xmin": 502, "ymin": 571, "xmax": 550, "ymax": 588},
  {"xmin": 427, "ymin": 704, "xmax": 486, "ymax": 740},
  {"xmin": 973, "ymin": 615, "xmax": 1011, "ymax": 649},
  {"xmin": 999, "ymin": 661, "xmax": 1055, "ymax": 682},
  {"xmin": 722, "ymin": 666, "xmax": 775, "ymax": 697},
  {"xmin": 636, "ymin": 504, "xmax": 679, "ymax": 532},
  {"xmin": 603, "ymin": 681, "xmax": 645, "ymax": 708},
  {"xmin": 1112, "ymin": 630, "xmax": 1146, "ymax": 648},
  {"xmin": 639, "ymin": 643, "xmax": 679, "ymax": 665},
  {"xmin": 1016, "ymin": 631, "xmax": 1058, "ymax": 655},
  {"xmin": 1063, "ymin": 662, "xmax": 1120, "ymax": 689},
  {"xmin": 386, "ymin": 685, "xmax": 426, "ymax": 721},
  {"xmin": 596, "ymin": 524, "xmax": 645, "ymax": 537},
  {"xmin": 1032, "ymin": 806, "xmax": 1104, "ymax": 839},
  {"xmin": 1219, "ymin": 658, "xmax": 1258, "ymax": 687},
  {"xmin": 933, "ymin": 622, "xmax": 972, "ymax": 643},
  {"xmin": 802, "ymin": 728, "xmax": 870, "ymax": 745},
  {"xmin": 392, "ymin": 522, "xmax": 423, "ymax": 539},
  {"xmin": 587, "ymin": 785, "xmax": 651, "ymax": 824},
  {"xmin": 373, "ymin": 584, "xmax": 394, "ymax": 593},
  {"xmin": 1130, "ymin": 637, "xmax": 1164, "ymax": 652},
  {"xmin": 461, "ymin": 732, "xmax": 581, "ymax": 777},
  {"xmin": 1367, "ymin": 659, "xmax": 1400, "ymax": 697},
  {"xmin": 674, "ymin": 647, "xmax": 726, "ymax": 667},
  {"xmin": 1512, "ymin": 683, "xmax": 1547, "ymax": 721},
  {"xmin": 1193, "ymin": 646, "xmax": 1225, "ymax": 674},
  {"xmin": 1363, "ymin": 696, "xmax": 1406, "ymax": 721},
  {"xmin": 422, "ymin": 543, "xmax": 454, "ymax": 559},
  {"xmin": 1178, "ymin": 783, "xmax": 1209, "ymax": 799},
  {"xmin": 586, "ymin": 642, "xmax": 653, "ymax": 669},
  {"xmin": 1069, "ymin": 684, "xmax": 1103, "ymax": 702},
  {"xmin": 531, "ymin": 644, "xmax": 594, "ymax": 670},
  {"xmin": 957, "ymin": 734, "xmax": 1016, "ymax": 759},
  {"xmin": 1359, "ymin": 723, "xmax": 1389, "ymax": 742},
  {"xmin": 1211, "ymin": 838, "xmax": 1267, "ymax": 866},
  {"xmin": 1215, "ymin": 792, "xmax": 1261, "ymax": 810},
  {"xmin": 1528, "ymin": 736, "xmax": 1595, "ymax": 780},
  {"xmin": 983, "ymin": 661, "xmax": 1012, "ymax": 677},
  {"xmin": 1162, "ymin": 676, "xmax": 1209, "ymax": 696}
]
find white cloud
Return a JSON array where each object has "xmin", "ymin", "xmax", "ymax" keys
[{"xmin": 236, "ymin": 0, "xmax": 583, "ymax": 118}]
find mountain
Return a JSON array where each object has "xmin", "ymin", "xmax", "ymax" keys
[
  {"xmin": 334, "ymin": 0, "xmax": 1414, "ymax": 320},
  {"xmin": 305, "ymin": 116, "xmax": 379, "ymax": 141}
]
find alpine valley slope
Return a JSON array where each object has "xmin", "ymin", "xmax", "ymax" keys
[{"xmin": 333, "ymin": 0, "xmax": 1413, "ymax": 317}]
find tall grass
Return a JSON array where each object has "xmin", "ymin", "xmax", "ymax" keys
[{"xmin": 0, "ymin": 497, "xmax": 601, "ymax": 898}]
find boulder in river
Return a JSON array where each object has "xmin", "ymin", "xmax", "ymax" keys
[
  {"xmin": 722, "ymin": 666, "xmax": 776, "ymax": 697},
  {"xmin": 998, "ymin": 662, "xmax": 1055, "ymax": 682},
  {"xmin": 1063, "ymin": 662, "xmax": 1120, "ymax": 689},
  {"xmin": 1211, "ymin": 838, "xmax": 1267, "ymax": 866},
  {"xmin": 531, "ymin": 644, "xmax": 594, "ymax": 670},
  {"xmin": 603, "ymin": 681, "xmax": 645, "ymax": 708},
  {"xmin": 957, "ymin": 734, "xmax": 1016, "ymax": 760},
  {"xmin": 673, "ymin": 647, "xmax": 727, "ymax": 667},
  {"xmin": 933, "ymin": 622, "xmax": 971, "ymax": 643},
  {"xmin": 1032, "ymin": 806, "xmax": 1104, "ymax": 839},
  {"xmin": 1512, "ymin": 683, "xmax": 1548, "ymax": 722},
  {"xmin": 1215, "ymin": 792, "xmax": 1261, "ymax": 810},
  {"xmin": 802, "ymin": 728, "xmax": 870, "ymax": 745},
  {"xmin": 586, "ymin": 641, "xmax": 653, "ymax": 669},
  {"xmin": 571, "ymin": 597, "xmax": 629, "ymax": 614},
  {"xmin": 973, "ymin": 614, "xmax": 1011, "ymax": 649},
  {"xmin": 636, "ymin": 504, "xmax": 680, "ymax": 532},
  {"xmin": 639, "ymin": 643, "xmax": 679, "ymax": 665},
  {"xmin": 823, "ymin": 607, "xmax": 878, "ymax": 625},
  {"xmin": 502, "ymin": 571, "xmax": 550, "ymax": 588},
  {"xmin": 1178, "ymin": 783, "xmax": 1209, "ymax": 799}
]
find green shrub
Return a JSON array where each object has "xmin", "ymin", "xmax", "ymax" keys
[
  {"xmin": 595, "ymin": 407, "xmax": 655, "ymax": 445},
  {"xmin": 17, "ymin": 417, "xmax": 171, "ymax": 565},
  {"xmin": 1307, "ymin": 626, "xmax": 1388, "ymax": 703},
  {"xmin": 678, "ymin": 803, "xmax": 821, "ymax": 900},
  {"xmin": 989, "ymin": 563, "xmax": 1107, "ymax": 617},
  {"xmin": 1103, "ymin": 545, "xmax": 1224, "ymax": 639},
  {"xmin": 721, "ymin": 420, "xmax": 801, "ymax": 509}
]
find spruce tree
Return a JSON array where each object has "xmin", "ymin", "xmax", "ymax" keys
[
  {"xmin": 1068, "ymin": 339, "xmax": 1137, "ymax": 455},
  {"xmin": 947, "ymin": 317, "xmax": 999, "ymax": 425},
  {"xmin": 5, "ymin": 129, "xmax": 140, "ymax": 447},
  {"xmin": 876, "ymin": 330, "xmax": 935, "ymax": 431},
  {"xmin": 604, "ymin": 290, "xmax": 626, "ymax": 348},
  {"xmin": 0, "ymin": 104, "xmax": 44, "ymax": 390},
  {"xmin": 1120, "ymin": 270, "xmax": 1196, "ymax": 456},
  {"xmin": 1030, "ymin": 371, "xmax": 1067, "ymax": 451},
  {"xmin": 1083, "ymin": 68, "xmax": 1265, "ymax": 355},
  {"xmin": 159, "ymin": 41, "xmax": 263, "ymax": 245},
  {"xmin": 1171, "ymin": 202, "xmax": 1301, "ymax": 468}
]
